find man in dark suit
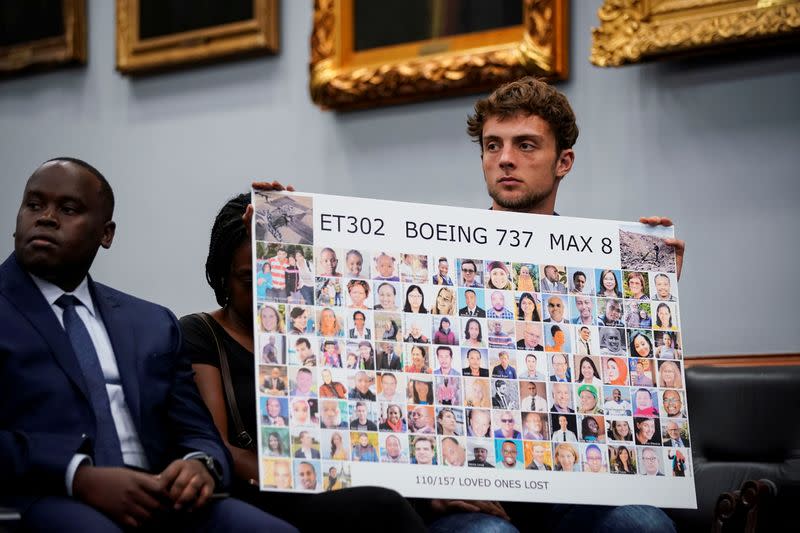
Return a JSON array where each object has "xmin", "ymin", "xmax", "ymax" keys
[
  {"xmin": 525, "ymin": 443, "xmax": 552, "ymax": 471},
  {"xmin": 377, "ymin": 342, "xmax": 402, "ymax": 370},
  {"xmin": 0, "ymin": 159, "xmax": 292, "ymax": 532},
  {"xmin": 662, "ymin": 421, "xmax": 690, "ymax": 448},
  {"xmin": 293, "ymin": 431, "xmax": 321, "ymax": 459},
  {"xmin": 458, "ymin": 289, "xmax": 486, "ymax": 317}
]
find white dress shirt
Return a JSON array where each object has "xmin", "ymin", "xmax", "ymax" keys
[{"xmin": 32, "ymin": 275, "xmax": 148, "ymax": 492}]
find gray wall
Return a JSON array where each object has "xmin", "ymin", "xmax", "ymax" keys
[{"xmin": 1, "ymin": 1, "xmax": 798, "ymax": 356}]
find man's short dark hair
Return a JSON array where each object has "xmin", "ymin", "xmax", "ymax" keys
[
  {"xmin": 436, "ymin": 346, "xmax": 453, "ymax": 357},
  {"xmin": 296, "ymin": 338, "xmax": 311, "ymax": 349},
  {"xmin": 466, "ymin": 77, "xmax": 579, "ymax": 154},
  {"xmin": 44, "ymin": 157, "xmax": 115, "ymax": 220},
  {"xmin": 573, "ymin": 271, "xmax": 586, "ymax": 282}
]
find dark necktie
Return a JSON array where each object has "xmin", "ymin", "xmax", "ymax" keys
[
  {"xmin": 56, "ymin": 295, "xmax": 124, "ymax": 466},
  {"xmin": 584, "ymin": 340, "xmax": 590, "ymax": 355}
]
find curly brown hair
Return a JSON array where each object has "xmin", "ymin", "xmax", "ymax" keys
[{"xmin": 466, "ymin": 76, "xmax": 578, "ymax": 154}]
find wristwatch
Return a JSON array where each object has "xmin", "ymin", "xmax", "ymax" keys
[{"xmin": 194, "ymin": 454, "xmax": 223, "ymax": 487}]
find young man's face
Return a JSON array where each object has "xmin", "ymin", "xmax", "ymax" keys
[
  {"xmin": 461, "ymin": 262, "xmax": 477, "ymax": 283},
  {"xmin": 465, "ymin": 290, "xmax": 477, "ymax": 308},
  {"xmin": 414, "ymin": 440, "xmax": 434, "ymax": 464},
  {"xmin": 381, "ymin": 375, "xmax": 397, "ymax": 396}
]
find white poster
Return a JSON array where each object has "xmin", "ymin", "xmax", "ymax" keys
[{"xmin": 251, "ymin": 190, "xmax": 696, "ymax": 509}]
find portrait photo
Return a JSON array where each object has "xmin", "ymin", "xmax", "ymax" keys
[
  {"xmin": 403, "ymin": 313, "xmax": 432, "ymax": 344},
  {"xmin": 374, "ymin": 311, "xmax": 403, "ymax": 342},
  {"xmin": 466, "ymin": 438, "xmax": 496, "ymax": 467},
  {"xmin": 258, "ymin": 302, "xmax": 286, "ymax": 334},
  {"xmin": 434, "ymin": 375, "xmax": 463, "ymax": 406},
  {"xmin": 346, "ymin": 369, "xmax": 377, "ymax": 400},
  {"xmin": 461, "ymin": 376, "xmax": 490, "ymax": 408},
  {"xmin": 595, "ymin": 269, "xmax": 623, "ymax": 298},
  {"xmin": 608, "ymin": 445, "xmax": 637, "ymax": 475},
  {"xmin": 573, "ymin": 325, "xmax": 600, "ymax": 357},
  {"xmin": 553, "ymin": 442, "xmax": 580, "ymax": 472},
  {"xmin": 345, "ymin": 279, "xmax": 373, "ymax": 310},
  {"xmin": 258, "ymin": 333, "xmax": 285, "ymax": 365},
  {"xmin": 261, "ymin": 427, "xmax": 290, "ymax": 458},
  {"xmin": 653, "ymin": 301, "xmax": 680, "ymax": 331},
  {"xmin": 378, "ymin": 402, "xmax": 408, "ymax": 433},
  {"xmin": 550, "ymin": 413, "xmax": 578, "ymax": 443},
  {"xmin": 431, "ymin": 256, "xmax": 456, "ymax": 286},
  {"xmin": 398, "ymin": 253, "xmax": 429, "ymax": 284},
  {"xmin": 605, "ymin": 417, "xmax": 634, "ymax": 442},
  {"xmin": 432, "ymin": 317, "xmax": 460, "ymax": 346},
  {"xmin": 402, "ymin": 284, "xmax": 432, "ymax": 314},
  {"xmin": 350, "ymin": 431, "xmax": 380, "ymax": 463},
  {"xmin": 484, "ymin": 260, "xmax": 515, "ymax": 291},
  {"xmin": 637, "ymin": 446, "xmax": 665, "ymax": 476},
  {"xmin": 286, "ymin": 305, "xmax": 316, "ymax": 336},
  {"xmin": 569, "ymin": 295, "xmax": 598, "ymax": 327},
  {"xmin": 346, "ymin": 309, "xmax": 374, "ymax": 340},
  {"xmin": 578, "ymin": 415, "xmax": 605, "ymax": 443},
  {"xmin": 515, "ymin": 291, "xmax": 542, "ymax": 322},
  {"xmin": 517, "ymin": 351, "xmax": 546, "ymax": 380},
  {"xmin": 524, "ymin": 441, "xmax": 553, "ymax": 470},
  {"xmin": 318, "ymin": 397, "xmax": 349, "ymax": 429},
  {"xmin": 461, "ymin": 317, "xmax": 488, "ymax": 350},
  {"xmin": 457, "ymin": 287, "xmax": 486, "ymax": 317},
  {"xmin": 601, "ymin": 356, "xmax": 629, "ymax": 386},
  {"xmin": 291, "ymin": 427, "xmax": 321, "ymax": 458},
  {"xmin": 262, "ymin": 458, "xmax": 293, "ymax": 490},
  {"xmin": 540, "ymin": 264, "xmax": 568, "ymax": 294},
  {"xmin": 513, "ymin": 263, "xmax": 539, "ymax": 292},
  {"xmin": 410, "ymin": 407, "xmax": 436, "ymax": 436},
  {"xmin": 515, "ymin": 322, "xmax": 545, "ymax": 353},
  {"xmin": 485, "ymin": 289, "xmax": 515, "ymax": 320},
  {"xmin": 491, "ymin": 378, "xmax": 519, "ymax": 410},
  {"xmin": 659, "ymin": 389, "xmax": 687, "ymax": 418},
  {"xmin": 548, "ymin": 353, "xmax": 573, "ymax": 383},
  {"xmin": 260, "ymin": 396, "xmax": 289, "ymax": 427},
  {"xmin": 456, "ymin": 258, "xmax": 484, "ymax": 288},
  {"xmin": 542, "ymin": 294, "xmax": 570, "ymax": 323},
  {"xmin": 316, "ymin": 307, "xmax": 346, "ymax": 338},
  {"xmin": 430, "ymin": 286, "xmax": 457, "ymax": 316},
  {"xmin": 343, "ymin": 248, "xmax": 371, "ymax": 279},
  {"xmin": 654, "ymin": 331, "xmax": 683, "ymax": 360},
  {"xmin": 439, "ymin": 436, "xmax": 467, "ymax": 467},
  {"xmin": 622, "ymin": 270, "xmax": 650, "ymax": 300},
  {"xmin": 407, "ymin": 376, "xmax": 435, "ymax": 405},
  {"xmin": 487, "ymin": 320, "xmax": 516, "ymax": 349},
  {"xmin": 289, "ymin": 397, "xmax": 318, "ymax": 427},
  {"xmin": 315, "ymin": 246, "xmax": 343, "ymax": 277},
  {"xmin": 624, "ymin": 301, "xmax": 652, "ymax": 329},
  {"xmin": 410, "ymin": 435, "xmax": 437, "ymax": 465},
  {"xmin": 598, "ymin": 326, "xmax": 626, "ymax": 356},
  {"xmin": 315, "ymin": 277, "xmax": 343, "ymax": 307},
  {"xmin": 321, "ymin": 461, "xmax": 351, "ymax": 490},
  {"xmin": 581, "ymin": 443, "xmax": 608, "ymax": 473},
  {"xmin": 372, "ymin": 251, "xmax": 400, "ymax": 282},
  {"xmin": 379, "ymin": 433, "xmax": 409, "ymax": 463},
  {"xmin": 373, "ymin": 281, "xmax": 402, "ymax": 311},
  {"xmin": 631, "ymin": 388, "xmax": 659, "ymax": 418},
  {"xmin": 521, "ymin": 411, "xmax": 551, "ymax": 441},
  {"xmin": 259, "ymin": 365, "xmax": 288, "ymax": 396},
  {"xmin": 650, "ymin": 272, "xmax": 678, "ymax": 302},
  {"xmin": 657, "ymin": 360, "xmax": 684, "ymax": 389},
  {"xmin": 665, "ymin": 447, "xmax": 691, "ymax": 477},
  {"xmin": 519, "ymin": 380, "xmax": 548, "ymax": 412},
  {"xmin": 288, "ymin": 367, "xmax": 318, "ymax": 398},
  {"xmin": 494, "ymin": 438, "xmax": 524, "ymax": 470},
  {"xmin": 293, "ymin": 459, "xmax": 321, "ymax": 491},
  {"xmin": 376, "ymin": 370, "xmax": 407, "ymax": 403},
  {"xmin": 544, "ymin": 323, "xmax": 572, "ymax": 354},
  {"xmin": 629, "ymin": 358, "xmax": 656, "ymax": 388},
  {"xmin": 404, "ymin": 344, "xmax": 432, "ymax": 375},
  {"xmin": 602, "ymin": 386, "xmax": 632, "ymax": 417},
  {"xmin": 568, "ymin": 267, "xmax": 594, "ymax": 295},
  {"xmin": 435, "ymin": 406, "xmax": 465, "ymax": 437},
  {"xmin": 348, "ymin": 400, "xmax": 379, "ymax": 431}
]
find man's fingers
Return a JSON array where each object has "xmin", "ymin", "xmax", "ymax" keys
[
  {"xmin": 443, "ymin": 500, "xmax": 482, "ymax": 513},
  {"xmin": 159, "ymin": 460, "xmax": 182, "ymax": 487},
  {"xmin": 194, "ymin": 481, "xmax": 213, "ymax": 509},
  {"xmin": 639, "ymin": 216, "xmax": 673, "ymax": 227},
  {"xmin": 168, "ymin": 467, "xmax": 197, "ymax": 505},
  {"xmin": 251, "ymin": 180, "xmax": 295, "ymax": 192}
]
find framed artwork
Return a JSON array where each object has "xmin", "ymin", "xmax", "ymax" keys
[
  {"xmin": 310, "ymin": 0, "xmax": 568, "ymax": 111},
  {"xmin": 116, "ymin": 0, "xmax": 279, "ymax": 74},
  {"xmin": 591, "ymin": 0, "xmax": 800, "ymax": 67},
  {"xmin": 0, "ymin": 0, "xmax": 86, "ymax": 76}
]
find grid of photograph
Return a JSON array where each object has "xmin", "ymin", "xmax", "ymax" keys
[{"xmin": 253, "ymin": 192, "xmax": 691, "ymax": 492}]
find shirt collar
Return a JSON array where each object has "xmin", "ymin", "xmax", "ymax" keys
[{"xmin": 30, "ymin": 274, "xmax": 96, "ymax": 317}]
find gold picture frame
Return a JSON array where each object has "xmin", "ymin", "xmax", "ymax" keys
[
  {"xmin": 116, "ymin": 0, "xmax": 279, "ymax": 75},
  {"xmin": 0, "ymin": 0, "xmax": 86, "ymax": 75},
  {"xmin": 310, "ymin": 0, "xmax": 569, "ymax": 111},
  {"xmin": 591, "ymin": 0, "xmax": 800, "ymax": 67}
]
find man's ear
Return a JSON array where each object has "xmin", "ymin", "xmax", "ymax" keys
[
  {"xmin": 555, "ymin": 149, "xmax": 575, "ymax": 179},
  {"xmin": 101, "ymin": 220, "xmax": 116, "ymax": 249}
]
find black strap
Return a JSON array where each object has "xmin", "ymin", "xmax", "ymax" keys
[{"xmin": 195, "ymin": 313, "xmax": 255, "ymax": 450}]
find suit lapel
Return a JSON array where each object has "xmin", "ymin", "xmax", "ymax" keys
[
  {"xmin": 0, "ymin": 254, "xmax": 91, "ymax": 401},
  {"xmin": 91, "ymin": 281, "xmax": 141, "ymax": 429}
]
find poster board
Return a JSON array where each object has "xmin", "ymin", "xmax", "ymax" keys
[{"xmin": 251, "ymin": 189, "xmax": 696, "ymax": 508}]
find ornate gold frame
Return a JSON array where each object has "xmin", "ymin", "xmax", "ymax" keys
[
  {"xmin": 591, "ymin": 0, "xmax": 800, "ymax": 67},
  {"xmin": 0, "ymin": 0, "xmax": 86, "ymax": 75},
  {"xmin": 116, "ymin": 0, "xmax": 279, "ymax": 74},
  {"xmin": 310, "ymin": 0, "xmax": 568, "ymax": 110}
]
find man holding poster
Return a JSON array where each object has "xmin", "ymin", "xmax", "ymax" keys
[{"xmin": 255, "ymin": 77, "xmax": 684, "ymax": 532}]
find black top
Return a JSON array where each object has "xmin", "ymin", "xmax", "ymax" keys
[{"xmin": 180, "ymin": 313, "xmax": 257, "ymax": 447}]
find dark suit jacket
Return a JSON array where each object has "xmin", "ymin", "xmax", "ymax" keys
[
  {"xmin": 526, "ymin": 462, "xmax": 552, "ymax": 471},
  {"xmin": 458, "ymin": 306, "xmax": 486, "ymax": 318},
  {"xmin": 294, "ymin": 448, "xmax": 321, "ymax": 459},
  {"xmin": 0, "ymin": 253, "xmax": 231, "ymax": 501},
  {"xmin": 377, "ymin": 352, "xmax": 402, "ymax": 370}
]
